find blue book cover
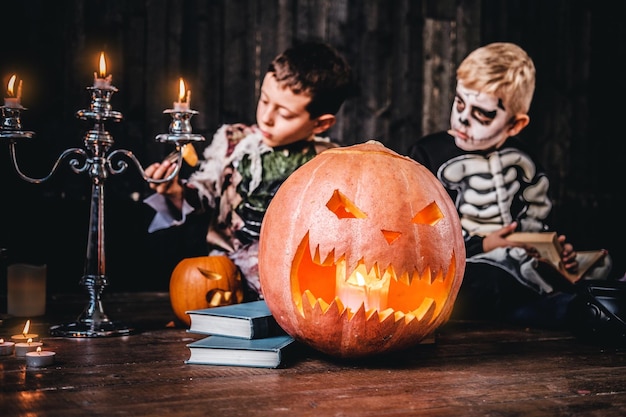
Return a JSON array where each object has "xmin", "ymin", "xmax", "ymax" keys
[
  {"xmin": 185, "ymin": 334, "xmax": 296, "ymax": 368},
  {"xmin": 186, "ymin": 300, "xmax": 285, "ymax": 339}
]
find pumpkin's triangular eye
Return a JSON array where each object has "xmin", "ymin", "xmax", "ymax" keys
[
  {"xmin": 197, "ymin": 268, "xmax": 223, "ymax": 280},
  {"xmin": 411, "ymin": 201, "xmax": 443, "ymax": 225},
  {"xmin": 326, "ymin": 190, "xmax": 367, "ymax": 219}
]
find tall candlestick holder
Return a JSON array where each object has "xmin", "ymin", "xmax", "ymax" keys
[{"xmin": 1, "ymin": 82, "xmax": 204, "ymax": 337}]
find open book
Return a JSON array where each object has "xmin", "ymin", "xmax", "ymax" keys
[{"xmin": 506, "ymin": 232, "xmax": 607, "ymax": 284}]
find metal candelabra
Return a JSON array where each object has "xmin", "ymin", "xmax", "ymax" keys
[{"xmin": 0, "ymin": 80, "xmax": 204, "ymax": 337}]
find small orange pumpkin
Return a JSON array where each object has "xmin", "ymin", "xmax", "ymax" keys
[
  {"xmin": 259, "ymin": 141, "xmax": 465, "ymax": 358},
  {"xmin": 169, "ymin": 255, "xmax": 244, "ymax": 326}
]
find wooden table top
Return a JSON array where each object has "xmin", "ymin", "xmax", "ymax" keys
[{"xmin": 2, "ymin": 292, "xmax": 626, "ymax": 416}]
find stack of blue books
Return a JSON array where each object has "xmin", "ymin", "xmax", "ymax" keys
[{"xmin": 184, "ymin": 300, "xmax": 296, "ymax": 368}]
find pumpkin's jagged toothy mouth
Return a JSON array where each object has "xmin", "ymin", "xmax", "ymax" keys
[{"xmin": 291, "ymin": 233, "xmax": 457, "ymax": 323}]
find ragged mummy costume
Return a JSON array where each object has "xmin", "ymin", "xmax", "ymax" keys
[{"xmin": 145, "ymin": 123, "xmax": 335, "ymax": 297}]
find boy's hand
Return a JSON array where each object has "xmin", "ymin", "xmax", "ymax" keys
[
  {"xmin": 557, "ymin": 234, "xmax": 579, "ymax": 273},
  {"xmin": 145, "ymin": 159, "xmax": 185, "ymax": 210},
  {"xmin": 482, "ymin": 222, "xmax": 520, "ymax": 252}
]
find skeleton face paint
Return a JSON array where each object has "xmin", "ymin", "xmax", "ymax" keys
[{"xmin": 449, "ymin": 82, "xmax": 513, "ymax": 151}]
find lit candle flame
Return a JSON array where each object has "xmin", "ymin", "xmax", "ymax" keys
[
  {"xmin": 7, "ymin": 74, "xmax": 16, "ymax": 96},
  {"xmin": 335, "ymin": 262, "xmax": 391, "ymax": 313},
  {"xmin": 27, "ymin": 338, "xmax": 33, "ymax": 344},
  {"xmin": 178, "ymin": 78, "xmax": 186, "ymax": 102},
  {"xmin": 22, "ymin": 320, "xmax": 31, "ymax": 336},
  {"xmin": 93, "ymin": 52, "xmax": 112, "ymax": 88},
  {"xmin": 0, "ymin": 338, "xmax": 4, "ymax": 344},
  {"xmin": 355, "ymin": 271, "xmax": 366, "ymax": 286},
  {"xmin": 99, "ymin": 52, "xmax": 107, "ymax": 78},
  {"xmin": 36, "ymin": 346, "xmax": 42, "ymax": 354},
  {"xmin": 177, "ymin": 77, "xmax": 191, "ymax": 106},
  {"xmin": 6, "ymin": 74, "xmax": 22, "ymax": 101}
]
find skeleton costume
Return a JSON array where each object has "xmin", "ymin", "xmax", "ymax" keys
[
  {"xmin": 409, "ymin": 131, "xmax": 612, "ymax": 323},
  {"xmin": 145, "ymin": 123, "xmax": 336, "ymax": 297}
]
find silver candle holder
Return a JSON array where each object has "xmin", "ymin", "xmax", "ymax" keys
[
  {"xmin": 156, "ymin": 108, "xmax": 203, "ymax": 143},
  {"xmin": 1, "ymin": 79, "xmax": 204, "ymax": 337}
]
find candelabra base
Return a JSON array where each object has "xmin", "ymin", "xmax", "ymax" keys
[{"xmin": 49, "ymin": 320, "xmax": 135, "ymax": 338}]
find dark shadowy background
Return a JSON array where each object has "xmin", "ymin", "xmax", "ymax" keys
[{"xmin": 0, "ymin": 0, "xmax": 623, "ymax": 295}]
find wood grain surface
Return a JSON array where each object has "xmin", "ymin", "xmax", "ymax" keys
[{"xmin": 2, "ymin": 292, "xmax": 626, "ymax": 416}]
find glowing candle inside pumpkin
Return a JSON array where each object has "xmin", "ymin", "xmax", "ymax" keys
[
  {"xmin": 173, "ymin": 77, "xmax": 190, "ymax": 112},
  {"xmin": 93, "ymin": 52, "xmax": 112, "ymax": 89},
  {"xmin": 4, "ymin": 74, "xmax": 23, "ymax": 108},
  {"xmin": 335, "ymin": 266, "xmax": 389, "ymax": 313}
]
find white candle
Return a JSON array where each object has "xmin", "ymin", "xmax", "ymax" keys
[
  {"xmin": 11, "ymin": 333, "xmax": 39, "ymax": 343},
  {"xmin": 335, "ymin": 267, "xmax": 390, "ymax": 313},
  {"xmin": 0, "ymin": 338, "xmax": 15, "ymax": 356},
  {"xmin": 4, "ymin": 97, "xmax": 20, "ymax": 108},
  {"xmin": 4, "ymin": 74, "xmax": 23, "ymax": 108},
  {"xmin": 25, "ymin": 347, "xmax": 56, "ymax": 368},
  {"xmin": 11, "ymin": 320, "xmax": 39, "ymax": 342},
  {"xmin": 173, "ymin": 77, "xmax": 190, "ymax": 111},
  {"xmin": 15, "ymin": 339, "xmax": 43, "ymax": 357},
  {"xmin": 7, "ymin": 263, "xmax": 47, "ymax": 317},
  {"xmin": 93, "ymin": 52, "xmax": 113, "ymax": 89}
]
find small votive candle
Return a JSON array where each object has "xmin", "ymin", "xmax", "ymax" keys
[
  {"xmin": 25, "ymin": 347, "xmax": 55, "ymax": 368},
  {"xmin": 11, "ymin": 333, "xmax": 39, "ymax": 343},
  {"xmin": 11, "ymin": 320, "xmax": 39, "ymax": 342},
  {"xmin": 15, "ymin": 339, "xmax": 43, "ymax": 357},
  {"xmin": 0, "ymin": 338, "xmax": 15, "ymax": 356}
]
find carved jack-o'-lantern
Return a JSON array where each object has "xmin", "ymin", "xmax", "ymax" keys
[
  {"xmin": 259, "ymin": 141, "xmax": 465, "ymax": 358},
  {"xmin": 169, "ymin": 255, "xmax": 244, "ymax": 326}
]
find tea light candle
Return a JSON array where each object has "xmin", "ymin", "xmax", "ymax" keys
[
  {"xmin": 173, "ymin": 77, "xmax": 191, "ymax": 112},
  {"xmin": 11, "ymin": 333, "xmax": 39, "ymax": 343},
  {"xmin": 0, "ymin": 338, "xmax": 15, "ymax": 356},
  {"xmin": 335, "ymin": 270, "xmax": 390, "ymax": 313},
  {"xmin": 25, "ymin": 347, "xmax": 55, "ymax": 368},
  {"xmin": 11, "ymin": 320, "xmax": 39, "ymax": 343},
  {"xmin": 4, "ymin": 74, "xmax": 23, "ymax": 108},
  {"xmin": 93, "ymin": 52, "xmax": 113, "ymax": 89},
  {"xmin": 15, "ymin": 339, "xmax": 43, "ymax": 357}
]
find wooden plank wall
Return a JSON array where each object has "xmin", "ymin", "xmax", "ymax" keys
[{"xmin": 0, "ymin": 0, "xmax": 624, "ymax": 292}]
